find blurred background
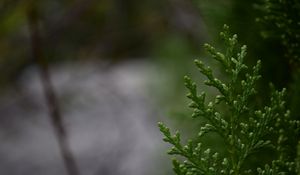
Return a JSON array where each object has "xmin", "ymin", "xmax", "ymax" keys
[{"xmin": 0, "ymin": 0, "xmax": 298, "ymax": 175}]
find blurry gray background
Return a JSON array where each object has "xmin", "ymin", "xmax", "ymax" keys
[
  {"xmin": 0, "ymin": 60, "xmax": 172, "ymax": 175},
  {"xmin": 0, "ymin": 0, "xmax": 208, "ymax": 174}
]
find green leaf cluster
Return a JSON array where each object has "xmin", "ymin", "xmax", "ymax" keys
[{"xmin": 159, "ymin": 25, "xmax": 300, "ymax": 175}]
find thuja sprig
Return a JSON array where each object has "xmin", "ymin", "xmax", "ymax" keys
[{"xmin": 159, "ymin": 25, "xmax": 299, "ymax": 175}]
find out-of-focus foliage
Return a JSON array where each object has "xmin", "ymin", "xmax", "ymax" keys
[
  {"xmin": 257, "ymin": 0, "xmax": 300, "ymax": 66},
  {"xmin": 0, "ymin": 0, "xmax": 205, "ymax": 88},
  {"xmin": 256, "ymin": 0, "xmax": 300, "ymax": 122}
]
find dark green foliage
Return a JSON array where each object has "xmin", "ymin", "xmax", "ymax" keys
[
  {"xmin": 257, "ymin": 1, "xmax": 300, "ymax": 157},
  {"xmin": 159, "ymin": 25, "xmax": 300, "ymax": 175},
  {"xmin": 257, "ymin": 0, "xmax": 300, "ymax": 66}
]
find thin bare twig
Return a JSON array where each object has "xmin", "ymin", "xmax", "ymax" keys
[{"xmin": 27, "ymin": 3, "xmax": 80, "ymax": 175}]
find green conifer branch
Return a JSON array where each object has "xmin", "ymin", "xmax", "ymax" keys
[{"xmin": 159, "ymin": 25, "xmax": 299, "ymax": 175}]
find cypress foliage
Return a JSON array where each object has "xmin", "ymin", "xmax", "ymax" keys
[{"xmin": 159, "ymin": 25, "xmax": 300, "ymax": 175}]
